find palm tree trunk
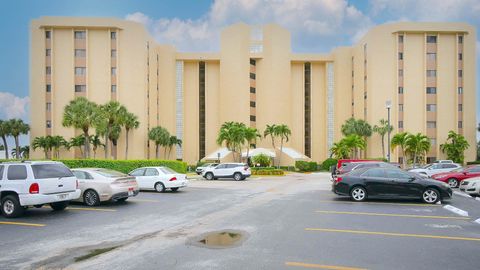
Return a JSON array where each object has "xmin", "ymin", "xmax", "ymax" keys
[
  {"xmin": 381, "ymin": 135, "xmax": 385, "ymax": 159},
  {"xmin": 1, "ymin": 135, "xmax": 8, "ymax": 159},
  {"xmin": 44, "ymin": 149, "xmax": 48, "ymax": 159},
  {"xmin": 401, "ymin": 147, "xmax": 406, "ymax": 168},
  {"xmin": 104, "ymin": 133, "xmax": 108, "ymax": 159},
  {"xmin": 112, "ymin": 141, "xmax": 117, "ymax": 160},
  {"xmin": 155, "ymin": 144, "xmax": 159, "ymax": 159},
  {"xmin": 363, "ymin": 137, "xmax": 368, "ymax": 159},
  {"xmin": 14, "ymin": 136, "xmax": 20, "ymax": 159},
  {"xmin": 125, "ymin": 129, "xmax": 130, "ymax": 160},
  {"xmin": 83, "ymin": 130, "xmax": 90, "ymax": 159},
  {"xmin": 93, "ymin": 149, "xmax": 97, "ymax": 159},
  {"xmin": 277, "ymin": 138, "xmax": 284, "ymax": 168}
]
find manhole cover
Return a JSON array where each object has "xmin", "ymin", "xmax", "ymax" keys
[{"xmin": 187, "ymin": 230, "xmax": 248, "ymax": 249}]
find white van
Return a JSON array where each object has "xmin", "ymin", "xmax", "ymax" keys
[{"xmin": 0, "ymin": 161, "xmax": 81, "ymax": 218}]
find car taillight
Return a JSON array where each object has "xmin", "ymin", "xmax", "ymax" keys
[
  {"xmin": 169, "ymin": 177, "xmax": 177, "ymax": 181},
  {"xmin": 244, "ymin": 166, "xmax": 249, "ymax": 171},
  {"xmin": 29, "ymin": 183, "xmax": 39, "ymax": 194},
  {"xmin": 335, "ymin": 177, "xmax": 343, "ymax": 183}
]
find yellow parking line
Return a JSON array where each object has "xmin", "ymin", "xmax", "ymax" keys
[
  {"xmin": 285, "ymin": 261, "xmax": 367, "ymax": 270},
  {"xmin": 305, "ymin": 228, "xmax": 480, "ymax": 242},
  {"xmin": 67, "ymin": 207, "xmax": 116, "ymax": 212},
  {"xmin": 0, "ymin": 221, "xmax": 46, "ymax": 227},
  {"xmin": 315, "ymin": 210, "xmax": 470, "ymax": 220},
  {"xmin": 317, "ymin": 200, "xmax": 440, "ymax": 207}
]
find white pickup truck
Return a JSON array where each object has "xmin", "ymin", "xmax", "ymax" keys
[{"xmin": 0, "ymin": 161, "xmax": 81, "ymax": 218}]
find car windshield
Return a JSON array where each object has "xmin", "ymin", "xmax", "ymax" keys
[
  {"xmin": 95, "ymin": 169, "xmax": 127, "ymax": 178},
  {"xmin": 451, "ymin": 167, "xmax": 465, "ymax": 172},
  {"xmin": 32, "ymin": 164, "xmax": 74, "ymax": 179},
  {"xmin": 421, "ymin": 164, "xmax": 433, "ymax": 169},
  {"xmin": 160, "ymin": 167, "xmax": 178, "ymax": 174}
]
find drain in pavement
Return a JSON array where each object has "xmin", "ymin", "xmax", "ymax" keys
[{"xmin": 187, "ymin": 230, "xmax": 248, "ymax": 249}]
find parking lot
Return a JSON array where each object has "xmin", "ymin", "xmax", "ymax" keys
[{"xmin": 2, "ymin": 173, "xmax": 480, "ymax": 269}]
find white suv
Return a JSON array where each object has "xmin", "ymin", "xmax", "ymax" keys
[
  {"xmin": 0, "ymin": 161, "xmax": 81, "ymax": 218},
  {"xmin": 202, "ymin": 163, "xmax": 251, "ymax": 181}
]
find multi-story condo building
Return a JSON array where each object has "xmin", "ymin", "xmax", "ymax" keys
[{"xmin": 30, "ymin": 17, "xmax": 477, "ymax": 164}]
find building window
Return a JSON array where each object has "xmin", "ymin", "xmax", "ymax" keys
[
  {"xmin": 250, "ymin": 101, "xmax": 256, "ymax": 107},
  {"xmin": 399, "ymin": 104, "xmax": 403, "ymax": 112},
  {"xmin": 46, "ymin": 66, "xmax": 51, "ymax": 75},
  {"xmin": 74, "ymin": 31, "xmax": 86, "ymax": 39},
  {"xmin": 45, "ymin": 31, "xmax": 51, "ymax": 39},
  {"xmin": 46, "ymin": 102, "xmax": 51, "ymax": 111},
  {"xmin": 430, "ymin": 138, "xmax": 436, "ymax": 146},
  {"xmin": 398, "ymin": 52, "xmax": 403, "ymax": 60},
  {"xmin": 426, "ymin": 104, "xmax": 437, "ymax": 112},
  {"xmin": 427, "ymin": 53, "xmax": 436, "ymax": 61},
  {"xmin": 458, "ymin": 87, "xmax": 463, "ymax": 94},
  {"xmin": 458, "ymin": 36, "xmax": 463, "ymax": 44},
  {"xmin": 304, "ymin": 62, "xmax": 311, "ymax": 157},
  {"xmin": 250, "ymin": 73, "xmax": 256, "ymax": 79},
  {"xmin": 459, "ymin": 53, "xmax": 463, "ymax": 60},
  {"xmin": 398, "ymin": 69, "xmax": 403, "ymax": 76},
  {"xmin": 458, "ymin": 104, "xmax": 463, "ymax": 111},
  {"xmin": 46, "ymin": 49, "xmax": 51, "ymax": 56},
  {"xmin": 458, "ymin": 121, "xmax": 463, "ymax": 128},
  {"xmin": 250, "ymin": 87, "xmax": 256, "ymax": 94},
  {"xmin": 46, "ymin": 120, "xmax": 51, "ymax": 128},
  {"xmin": 398, "ymin": 121, "xmax": 403, "ymax": 128},
  {"xmin": 74, "ymin": 49, "xmax": 86, "ymax": 57},
  {"xmin": 458, "ymin": 70, "xmax": 463, "ymax": 77},
  {"xmin": 250, "ymin": 115, "xmax": 256, "ymax": 122},
  {"xmin": 427, "ymin": 121, "xmax": 437, "ymax": 128},
  {"xmin": 250, "ymin": 59, "xmax": 256, "ymax": 66},
  {"xmin": 398, "ymin": 35, "xmax": 404, "ymax": 43},
  {"xmin": 74, "ymin": 67, "xmax": 86, "ymax": 76},
  {"xmin": 398, "ymin": 87, "xmax": 404, "ymax": 94},
  {"xmin": 426, "ymin": 35, "xmax": 437, "ymax": 43},
  {"xmin": 199, "ymin": 61, "xmax": 206, "ymax": 159},
  {"xmin": 111, "ymin": 85, "xmax": 117, "ymax": 93},
  {"xmin": 111, "ymin": 31, "xmax": 116, "ymax": 40},
  {"xmin": 111, "ymin": 68, "xmax": 117, "ymax": 76},
  {"xmin": 426, "ymin": 70, "xmax": 436, "ymax": 77},
  {"xmin": 426, "ymin": 87, "xmax": 437, "ymax": 94},
  {"xmin": 74, "ymin": 85, "xmax": 86, "ymax": 92},
  {"xmin": 111, "ymin": 50, "xmax": 116, "ymax": 58},
  {"xmin": 46, "ymin": 84, "xmax": 51, "ymax": 92}
]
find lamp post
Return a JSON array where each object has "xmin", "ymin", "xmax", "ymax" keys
[{"xmin": 386, "ymin": 100, "xmax": 392, "ymax": 162}]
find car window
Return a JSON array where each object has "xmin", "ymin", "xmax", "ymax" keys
[
  {"xmin": 73, "ymin": 171, "xmax": 86, "ymax": 179},
  {"xmin": 0, "ymin": 165, "xmax": 3, "ymax": 180},
  {"xmin": 95, "ymin": 169, "xmax": 127, "ymax": 178},
  {"xmin": 386, "ymin": 170, "xmax": 411, "ymax": 180},
  {"xmin": 160, "ymin": 167, "xmax": 177, "ymax": 174},
  {"xmin": 145, "ymin": 168, "xmax": 159, "ymax": 176},
  {"xmin": 468, "ymin": 167, "xmax": 480, "ymax": 173},
  {"xmin": 216, "ymin": 164, "xmax": 226, "ymax": 169},
  {"xmin": 32, "ymin": 164, "xmax": 74, "ymax": 179},
  {"xmin": 442, "ymin": 164, "xmax": 457, "ymax": 169},
  {"xmin": 130, "ymin": 169, "xmax": 145, "ymax": 176},
  {"xmin": 361, "ymin": 168, "xmax": 385, "ymax": 178},
  {"xmin": 7, "ymin": 165, "xmax": 28, "ymax": 180},
  {"xmin": 227, "ymin": 164, "xmax": 239, "ymax": 168}
]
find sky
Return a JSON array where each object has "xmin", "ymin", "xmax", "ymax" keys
[{"xmin": 0, "ymin": 0, "xmax": 479, "ymax": 147}]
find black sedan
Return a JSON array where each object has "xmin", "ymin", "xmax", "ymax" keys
[{"xmin": 332, "ymin": 167, "xmax": 452, "ymax": 204}]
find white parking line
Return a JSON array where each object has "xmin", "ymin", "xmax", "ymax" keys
[
  {"xmin": 474, "ymin": 218, "xmax": 480, "ymax": 225},
  {"xmin": 475, "ymin": 197, "xmax": 480, "ymax": 202},
  {"xmin": 443, "ymin": 205, "xmax": 469, "ymax": 217},
  {"xmin": 454, "ymin": 191, "xmax": 472, "ymax": 198}
]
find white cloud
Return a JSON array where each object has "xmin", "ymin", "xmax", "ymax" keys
[
  {"xmin": 125, "ymin": 0, "xmax": 373, "ymax": 52},
  {"xmin": 0, "ymin": 92, "xmax": 30, "ymax": 120}
]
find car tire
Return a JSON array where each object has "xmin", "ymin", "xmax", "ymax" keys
[
  {"xmin": 171, "ymin": 187, "xmax": 179, "ymax": 192},
  {"xmin": 117, "ymin": 198, "xmax": 128, "ymax": 202},
  {"xmin": 50, "ymin": 201, "xmax": 69, "ymax": 211},
  {"xmin": 233, "ymin": 172, "xmax": 243, "ymax": 181},
  {"xmin": 83, "ymin": 190, "xmax": 100, "ymax": 206},
  {"xmin": 447, "ymin": 178, "xmax": 459, "ymax": 188},
  {"xmin": 1, "ymin": 195, "xmax": 24, "ymax": 218},
  {"xmin": 422, "ymin": 188, "xmax": 440, "ymax": 204},
  {"xmin": 205, "ymin": 172, "xmax": 214, "ymax": 181},
  {"xmin": 350, "ymin": 186, "xmax": 367, "ymax": 202},
  {"xmin": 155, "ymin": 182, "xmax": 165, "ymax": 193}
]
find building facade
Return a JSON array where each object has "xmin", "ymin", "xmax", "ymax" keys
[{"xmin": 30, "ymin": 17, "xmax": 477, "ymax": 164}]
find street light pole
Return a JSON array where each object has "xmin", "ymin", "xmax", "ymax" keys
[{"xmin": 386, "ymin": 100, "xmax": 392, "ymax": 163}]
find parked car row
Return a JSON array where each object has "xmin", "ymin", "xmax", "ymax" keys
[{"xmin": 0, "ymin": 161, "xmax": 189, "ymax": 218}]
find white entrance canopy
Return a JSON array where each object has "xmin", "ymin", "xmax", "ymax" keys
[
  {"xmin": 241, "ymin": 148, "xmax": 276, "ymax": 158},
  {"xmin": 203, "ymin": 147, "xmax": 232, "ymax": 160}
]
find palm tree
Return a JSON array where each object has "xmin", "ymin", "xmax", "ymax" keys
[
  {"xmin": 62, "ymin": 97, "xmax": 98, "ymax": 158},
  {"xmin": 123, "ymin": 112, "xmax": 140, "ymax": 159},
  {"xmin": 148, "ymin": 126, "xmax": 170, "ymax": 159},
  {"xmin": 342, "ymin": 134, "xmax": 366, "ymax": 159},
  {"xmin": 263, "ymin": 124, "xmax": 277, "ymax": 150},
  {"xmin": 0, "ymin": 120, "xmax": 11, "ymax": 159},
  {"xmin": 244, "ymin": 127, "xmax": 261, "ymax": 162},
  {"xmin": 341, "ymin": 118, "xmax": 372, "ymax": 158},
  {"xmin": 167, "ymin": 136, "xmax": 182, "ymax": 159},
  {"xmin": 9, "ymin": 119, "xmax": 30, "ymax": 158},
  {"xmin": 90, "ymin": 134, "xmax": 104, "ymax": 159},
  {"xmin": 330, "ymin": 141, "xmax": 350, "ymax": 159},
  {"xmin": 405, "ymin": 133, "xmax": 431, "ymax": 167},
  {"xmin": 108, "ymin": 124, "xmax": 122, "ymax": 160},
  {"xmin": 216, "ymin": 122, "xmax": 246, "ymax": 162},
  {"xmin": 440, "ymin": 131, "xmax": 470, "ymax": 164},
  {"xmin": 97, "ymin": 101, "xmax": 127, "ymax": 159},
  {"xmin": 373, "ymin": 119, "xmax": 394, "ymax": 158},
  {"xmin": 391, "ymin": 132, "xmax": 410, "ymax": 168},
  {"xmin": 68, "ymin": 135, "xmax": 86, "ymax": 157},
  {"xmin": 341, "ymin": 118, "xmax": 358, "ymax": 136},
  {"xmin": 32, "ymin": 136, "xmax": 53, "ymax": 159},
  {"xmin": 50, "ymin": 135, "xmax": 67, "ymax": 159},
  {"xmin": 20, "ymin": 146, "xmax": 29, "ymax": 159},
  {"xmin": 275, "ymin": 124, "xmax": 291, "ymax": 167}
]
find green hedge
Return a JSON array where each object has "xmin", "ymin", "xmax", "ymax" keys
[
  {"xmin": 251, "ymin": 166, "xmax": 277, "ymax": 171},
  {"xmin": 295, "ymin": 161, "xmax": 318, "ymax": 172},
  {"xmin": 320, "ymin": 158, "xmax": 338, "ymax": 171},
  {"xmin": 467, "ymin": 161, "xmax": 480, "ymax": 165},
  {"xmin": 57, "ymin": 159, "xmax": 188, "ymax": 174},
  {"xmin": 252, "ymin": 169, "xmax": 285, "ymax": 176}
]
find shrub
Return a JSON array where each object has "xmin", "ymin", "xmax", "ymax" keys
[
  {"xmin": 320, "ymin": 158, "xmax": 338, "ymax": 171},
  {"xmin": 295, "ymin": 161, "xmax": 318, "ymax": 172},
  {"xmin": 467, "ymin": 161, "xmax": 480, "ymax": 165},
  {"xmin": 252, "ymin": 169, "xmax": 284, "ymax": 176},
  {"xmin": 57, "ymin": 159, "xmax": 188, "ymax": 174},
  {"xmin": 251, "ymin": 166, "xmax": 276, "ymax": 171},
  {"xmin": 252, "ymin": 154, "xmax": 271, "ymax": 167}
]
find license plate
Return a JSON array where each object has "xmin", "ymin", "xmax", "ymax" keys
[{"xmin": 57, "ymin": 194, "xmax": 68, "ymax": 200}]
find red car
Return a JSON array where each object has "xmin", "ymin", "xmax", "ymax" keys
[{"xmin": 431, "ymin": 165, "xmax": 480, "ymax": 188}]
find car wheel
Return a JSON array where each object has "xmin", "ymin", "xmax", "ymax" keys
[
  {"xmin": 233, "ymin": 172, "xmax": 243, "ymax": 181},
  {"xmin": 154, "ymin": 182, "xmax": 165, "ymax": 193},
  {"xmin": 117, "ymin": 198, "xmax": 128, "ymax": 202},
  {"xmin": 350, "ymin": 186, "xmax": 367, "ymax": 202},
  {"xmin": 50, "ymin": 201, "xmax": 69, "ymax": 211},
  {"xmin": 205, "ymin": 172, "xmax": 214, "ymax": 180},
  {"xmin": 422, "ymin": 188, "xmax": 440, "ymax": 204},
  {"xmin": 171, "ymin": 187, "xmax": 179, "ymax": 192},
  {"xmin": 1, "ymin": 195, "xmax": 24, "ymax": 218},
  {"xmin": 447, "ymin": 178, "xmax": 459, "ymax": 188},
  {"xmin": 83, "ymin": 190, "xmax": 100, "ymax": 206}
]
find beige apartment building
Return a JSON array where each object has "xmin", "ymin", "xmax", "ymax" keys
[{"xmin": 30, "ymin": 17, "xmax": 477, "ymax": 164}]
